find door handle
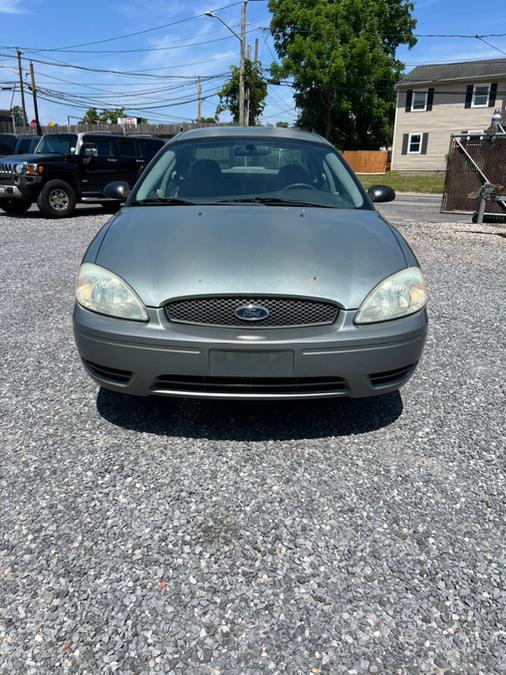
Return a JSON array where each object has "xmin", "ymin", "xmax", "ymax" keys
[
  {"xmin": 135, "ymin": 159, "xmax": 145, "ymax": 163},
  {"xmin": 107, "ymin": 158, "xmax": 118, "ymax": 162}
]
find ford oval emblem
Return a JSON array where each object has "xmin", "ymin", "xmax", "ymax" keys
[{"xmin": 234, "ymin": 304, "xmax": 270, "ymax": 321}]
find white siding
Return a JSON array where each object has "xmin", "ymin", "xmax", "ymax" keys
[{"xmin": 391, "ymin": 80, "xmax": 506, "ymax": 172}]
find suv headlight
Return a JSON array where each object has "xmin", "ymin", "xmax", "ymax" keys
[
  {"xmin": 75, "ymin": 263, "xmax": 148, "ymax": 321},
  {"xmin": 14, "ymin": 162, "xmax": 42, "ymax": 175},
  {"xmin": 355, "ymin": 267, "xmax": 427, "ymax": 324}
]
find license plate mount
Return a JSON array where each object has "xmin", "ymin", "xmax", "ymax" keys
[{"xmin": 209, "ymin": 350, "xmax": 294, "ymax": 377}]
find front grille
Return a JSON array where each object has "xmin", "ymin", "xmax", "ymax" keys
[
  {"xmin": 0, "ymin": 162, "xmax": 13, "ymax": 175},
  {"xmin": 165, "ymin": 296, "xmax": 338, "ymax": 328},
  {"xmin": 152, "ymin": 374, "xmax": 347, "ymax": 395},
  {"xmin": 84, "ymin": 360, "xmax": 132, "ymax": 384},
  {"xmin": 369, "ymin": 363, "xmax": 416, "ymax": 387}
]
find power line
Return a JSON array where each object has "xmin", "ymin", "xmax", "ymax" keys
[
  {"xmin": 0, "ymin": 51, "xmax": 235, "ymax": 79},
  {"xmin": 1, "ymin": 26, "xmax": 267, "ymax": 55},
  {"xmin": 22, "ymin": 2, "xmax": 242, "ymax": 51},
  {"xmin": 477, "ymin": 37, "xmax": 506, "ymax": 57}
]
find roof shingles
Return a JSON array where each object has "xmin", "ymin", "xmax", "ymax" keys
[{"xmin": 399, "ymin": 58, "xmax": 506, "ymax": 85}]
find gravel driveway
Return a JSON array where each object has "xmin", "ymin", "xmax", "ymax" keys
[{"xmin": 0, "ymin": 206, "xmax": 504, "ymax": 673}]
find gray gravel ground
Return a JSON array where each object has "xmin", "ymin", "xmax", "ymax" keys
[{"xmin": 0, "ymin": 205, "xmax": 505, "ymax": 674}]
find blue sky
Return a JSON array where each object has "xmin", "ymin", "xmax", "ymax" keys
[{"xmin": 0, "ymin": 0, "xmax": 505, "ymax": 126}]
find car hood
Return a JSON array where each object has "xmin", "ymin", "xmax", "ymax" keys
[
  {"xmin": 96, "ymin": 205, "xmax": 407, "ymax": 309},
  {"xmin": 0, "ymin": 153, "xmax": 62, "ymax": 164}
]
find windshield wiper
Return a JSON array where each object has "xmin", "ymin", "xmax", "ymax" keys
[
  {"xmin": 132, "ymin": 197, "xmax": 197, "ymax": 206},
  {"xmin": 214, "ymin": 196, "xmax": 334, "ymax": 208}
]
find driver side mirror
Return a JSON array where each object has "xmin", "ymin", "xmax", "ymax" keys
[
  {"xmin": 367, "ymin": 185, "xmax": 396, "ymax": 203},
  {"xmin": 103, "ymin": 181, "xmax": 130, "ymax": 202},
  {"xmin": 83, "ymin": 146, "xmax": 98, "ymax": 158}
]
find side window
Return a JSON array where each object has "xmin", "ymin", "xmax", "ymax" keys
[
  {"xmin": 119, "ymin": 140, "xmax": 140, "ymax": 158},
  {"xmin": 142, "ymin": 140, "xmax": 164, "ymax": 161},
  {"xmin": 82, "ymin": 138, "xmax": 115, "ymax": 157},
  {"xmin": 95, "ymin": 140, "xmax": 114, "ymax": 157}
]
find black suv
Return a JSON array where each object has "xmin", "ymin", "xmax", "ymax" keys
[{"xmin": 0, "ymin": 132, "xmax": 165, "ymax": 217}]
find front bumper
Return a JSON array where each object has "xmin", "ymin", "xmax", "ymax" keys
[
  {"xmin": 0, "ymin": 175, "xmax": 42, "ymax": 201},
  {"xmin": 73, "ymin": 304, "xmax": 428, "ymax": 399}
]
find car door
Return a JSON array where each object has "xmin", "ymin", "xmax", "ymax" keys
[
  {"xmin": 80, "ymin": 136, "xmax": 119, "ymax": 196},
  {"xmin": 117, "ymin": 138, "xmax": 143, "ymax": 187}
]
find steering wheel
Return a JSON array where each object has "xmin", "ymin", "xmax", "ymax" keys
[{"xmin": 283, "ymin": 182, "xmax": 317, "ymax": 191}]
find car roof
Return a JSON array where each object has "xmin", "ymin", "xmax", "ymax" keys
[{"xmin": 175, "ymin": 126, "xmax": 331, "ymax": 146}]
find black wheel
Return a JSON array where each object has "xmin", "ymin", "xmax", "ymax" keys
[
  {"xmin": 37, "ymin": 179, "xmax": 76, "ymax": 218},
  {"xmin": 471, "ymin": 212, "xmax": 478, "ymax": 224},
  {"xmin": 0, "ymin": 198, "xmax": 32, "ymax": 215},
  {"xmin": 101, "ymin": 202, "xmax": 122, "ymax": 214}
]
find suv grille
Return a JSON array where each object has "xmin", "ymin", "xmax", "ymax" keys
[{"xmin": 165, "ymin": 296, "xmax": 338, "ymax": 328}]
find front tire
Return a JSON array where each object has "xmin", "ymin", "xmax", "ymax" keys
[
  {"xmin": 0, "ymin": 198, "xmax": 32, "ymax": 215},
  {"xmin": 37, "ymin": 180, "xmax": 76, "ymax": 218}
]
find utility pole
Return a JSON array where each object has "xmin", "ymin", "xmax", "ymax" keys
[
  {"xmin": 197, "ymin": 77, "xmax": 202, "ymax": 126},
  {"xmin": 29, "ymin": 61, "xmax": 41, "ymax": 136},
  {"xmin": 239, "ymin": 0, "xmax": 248, "ymax": 126},
  {"xmin": 16, "ymin": 49, "xmax": 28, "ymax": 127},
  {"xmin": 254, "ymin": 38, "xmax": 259, "ymax": 64},
  {"xmin": 245, "ymin": 45, "xmax": 252, "ymax": 126}
]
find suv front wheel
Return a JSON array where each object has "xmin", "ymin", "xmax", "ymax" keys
[
  {"xmin": 0, "ymin": 198, "xmax": 32, "ymax": 215},
  {"xmin": 37, "ymin": 179, "xmax": 76, "ymax": 218}
]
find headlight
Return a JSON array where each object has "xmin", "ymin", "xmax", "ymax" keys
[
  {"xmin": 75, "ymin": 263, "xmax": 148, "ymax": 321},
  {"xmin": 25, "ymin": 163, "xmax": 42, "ymax": 175},
  {"xmin": 355, "ymin": 267, "xmax": 427, "ymax": 324},
  {"xmin": 14, "ymin": 162, "xmax": 42, "ymax": 175}
]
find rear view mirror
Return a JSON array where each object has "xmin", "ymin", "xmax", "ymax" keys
[
  {"xmin": 234, "ymin": 144, "xmax": 271, "ymax": 157},
  {"xmin": 368, "ymin": 185, "xmax": 396, "ymax": 203},
  {"xmin": 103, "ymin": 181, "xmax": 130, "ymax": 201}
]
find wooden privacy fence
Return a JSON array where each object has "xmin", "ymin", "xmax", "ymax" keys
[
  {"xmin": 12, "ymin": 122, "xmax": 201, "ymax": 139},
  {"xmin": 341, "ymin": 150, "xmax": 389, "ymax": 174}
]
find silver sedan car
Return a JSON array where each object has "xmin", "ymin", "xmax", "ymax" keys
[{"xmin": 73, "ymin": 127, "xmax": 427, "ymax": 400}]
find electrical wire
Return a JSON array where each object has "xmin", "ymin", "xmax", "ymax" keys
[
  {"xmin": 1, "ymin": 26, "xmax": 267, "ymax": 56},
  {"xmin": 22, "ymin": 2, "xmax": 243, "ymax": 51}
]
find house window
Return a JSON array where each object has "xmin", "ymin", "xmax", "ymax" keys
[
  {"xmin": 472, "ymin": 84, "xmax": 490, "ymax": 107},
  {"xmin": 408, "ymin": 133, "xmax": 423, "ymax": 154},
  {"xmin": 411, "ymin": 91, "xmax": 428, "ymax": 111}
]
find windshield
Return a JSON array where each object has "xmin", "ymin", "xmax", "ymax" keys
[
  {"xmin": 15, "ymin": 137, "xmax": 38, "ymax": 153},
  {"xmin": 132, "ymin": 137, "xmax": 366, "ymax": 209},
  {"xmin": 35, "ymin": 134, "xmax": 78, "ymax": 155}
]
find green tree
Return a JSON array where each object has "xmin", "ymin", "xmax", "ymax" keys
[
  {"xmin": 217, "ymin": 60, "xmax": 268, "ymax": 125},
  {"xmin": 10, "ymin": 105, "xmax": 23, "ymax": 127},
  {"xmin": 80, "ymin": 108, "xmax": 100, "ymax": 124},
  {"xmin": 269, "ymin": 0, "xmax": 416, "ymax": 149},
  {"xmin": 275, "ymin": 121, "xmax": 289, "ymax": 128},
  {"xmin": 99, "ymin": 108, "xmax": 126, "ymax": 124}
]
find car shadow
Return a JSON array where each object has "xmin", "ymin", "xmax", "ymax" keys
[
  {"xmin": 0, "ymin": 206, "xmax": 109, "ymax": 219},
  {"xmin": 96, "ymin": 389, "xmax": 403, "ymax": 441}
]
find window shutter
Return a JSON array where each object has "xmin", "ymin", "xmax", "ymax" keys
[
  {"xmin": 421, "ymin": 133, "xmax": 429, "ymax": 155},
  {"xmin": 489, "ymin": 83, "xmax": 498, "ymax": 107},
  {"xmin": 427, "ymin": 88, "xmax": 434, "ymax": 111},
  {"xmin": 465, "ymin": 84, "xmax": 473, "ymax": 108},
  {"xmin": 401, "ymin": 134, "xmax": 409, "ymax": 155},
  {"xmin": 405, "ymin": 89, "xmax": 413, "ymax": 112}
]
